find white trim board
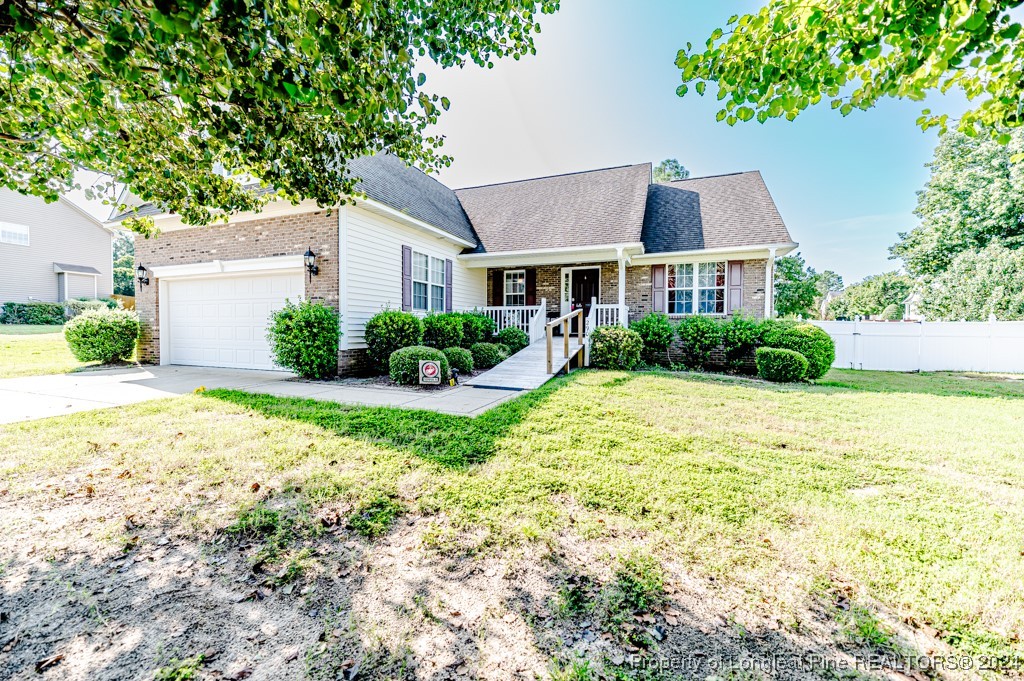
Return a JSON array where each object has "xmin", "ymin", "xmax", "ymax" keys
[{"xmin": 148, "ymin": 255, "xmax": 305, "ymax": 280}]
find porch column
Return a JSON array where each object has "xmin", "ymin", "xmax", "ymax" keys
[
  {"xmin": 616, "ymin": 247, "xmax": 627, "ymax": 326},
  {"xmin": 764, "ymin": 247, "xmax": 777, "ymax": 318}
]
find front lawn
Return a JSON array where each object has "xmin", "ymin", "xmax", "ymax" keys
[
  {"xmin": 0, "ymin": 326, "xmax": 99, "ymax": 378},
  {"xmin": 1, "ymin": 370, "xmax": 1022, "ymax": 679}
]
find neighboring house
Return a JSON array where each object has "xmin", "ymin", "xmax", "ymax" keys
[
  {"xmin": 0, "ymin": 189, "xmax": 114, "ymax": 303},
  {"xmin": 118, "ymin": 155, "xmax": 797, "ymax": 374},
  {"xmin": 903, "ymin": 291, "xmax": 924, "ymax": 321}
]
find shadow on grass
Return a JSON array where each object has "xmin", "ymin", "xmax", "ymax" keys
[{"xmin": 204, "ymin": 373, "xmax": 575, "ymax": 469}]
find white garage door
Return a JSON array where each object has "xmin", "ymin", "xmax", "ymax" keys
[{"xmin": 166, "ymin": 271, "xmax": 304, "ymax": 370}]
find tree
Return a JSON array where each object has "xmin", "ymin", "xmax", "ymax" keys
[
  {"xmin": 676, "ymin": 1, "xmax": 1024, "ymax": 139},
  {"xmin": 111, "ymin": 231, "xmax": 135, "ymax": 295},
  {"xmin": 891, "ymin": 128, "xmax": 1024, "ymax": 277},
  {"xmin": 112, "ymin": 231, "xmax": 134, "ymax": 261},
  {"xmin": 0, "ymin": 1, "xmax": 558, "ymax": 231},
  {"xmin": 774, "ymin": 253, "xmax": 818, "ymax": 318},
  {"xmin": 919, "ymin": 243, "xmax": 1024, "ymax": 321},
  {"xmin": 830, "ymin": 272, "xmax": 913, "ymax": 319},
  {"xmin": 814, "ymin": 270, "xmax": 844, "ymax": 319},
  {"xmin": 653, "ymin": 158, "xmax": 690, "ymax": 183}
]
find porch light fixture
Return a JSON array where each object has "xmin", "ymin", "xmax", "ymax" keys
[
  {"xmin": 136, "ymin": 264, "xmax": 150, "ymax": 286},
  {"xmin": 304, "ymin": 248, "xmax": 319, "ymax": 280}
]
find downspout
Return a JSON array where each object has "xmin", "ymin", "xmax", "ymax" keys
[
  {"xmin": 616, "ymin": 246, "xmax": 628, "ymax": 326},
  {"xmin": 764, "ymin": 247, "xmax": 777, "ymax": 319}
]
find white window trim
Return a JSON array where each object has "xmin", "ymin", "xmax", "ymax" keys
[
  {"xmin": 0, "ymin": 221, "xmax": 30, "ymax": 247},
  {"xmin": 504, "ymin": 269, "xmax": 526, "ymax": 307},
  {"xmin": 411, "ymin": 249, "xmax": 446, "ymax": 313},
  {"xmin": 667, "ymin": 260, "xmax": 728, "ymax": 317}
]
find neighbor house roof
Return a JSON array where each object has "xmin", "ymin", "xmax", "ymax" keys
[
  {"xmin": 454, "ymin": 163, "xmax": 652, "ymax": 254},
  {"xmin": 641, "ymin": 171, "xmax": 793, "ymax": 253}
]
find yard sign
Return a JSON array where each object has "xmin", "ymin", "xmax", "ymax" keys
[{"xmin": 419, "ymin": 360, "xmax": 441, "ymax": 385}]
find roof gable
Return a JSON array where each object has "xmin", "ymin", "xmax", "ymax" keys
[
  {"xmin": 641, "ymin": 171, "xmax": 792, "ymax": 253},
  {"xmin": 454, "ymin": 163, "xmax": 651, "ymax": 253}
]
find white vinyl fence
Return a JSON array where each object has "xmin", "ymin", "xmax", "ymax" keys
[{"xmin": 810, "ymin": 319, "xmax": 1024, "ymax": 373}]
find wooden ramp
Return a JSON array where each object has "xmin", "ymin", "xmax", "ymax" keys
[{"xmin": 464, "ymin": 337, "xmax": 585, "ymax": 391}]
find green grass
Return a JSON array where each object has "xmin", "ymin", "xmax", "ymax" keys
[
  {"xmin": 0, "ymin": 324, "xmax": 65, "ymax": 335},
  {"xmin": 0, "ymin": 327, "xmax": 101, "ymax": 378},
  {"xmin": 2, "ymin": 369, "xmax": 1024, "ymax": 660}
]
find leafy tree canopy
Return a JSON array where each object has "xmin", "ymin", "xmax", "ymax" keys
[
  {"xmin": 676, "ymin": 1, "xmax": 1024, "ymax": 139},
  {"xmin": 830, "ymin": 271, "xmax": 913, "ymax": 319},
  {"xmin": 891, "ymin": 127, "xmax": 1024, "ymax": 277},
  {"xmin": 774, "ymin": 253, "xmax": 819, "ymax": 318},
  {"xmin": 919, "ymin": 242, "xmax": 1024, "ymax": 320},
  {"xmin": 653, "ymin": 158, "xmax": 690, "ymax": 182},
  {"xmin": 0, "ymin": 0, "xmax": 558, "ymax": 231},
  {"xmin": 112, "ymin": 231, "xmax": 134, "ymax": 261}
]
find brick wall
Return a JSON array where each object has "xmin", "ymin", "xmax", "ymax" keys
[
  {"xmin": 135, "ymin": 210, "xmax": 341, "ymax": 368},
  {"xmin": 487, "ymin": 257, "xmax": 770, "ymax": 323}
]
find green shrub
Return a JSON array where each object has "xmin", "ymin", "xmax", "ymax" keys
[
  {"xmin": 422, "ymin": 312, "xmax": 464, "ymax": 349},
  {"xmin": 64, "ymin": 298, "xmax": 109, "ymax": 319},
  {"xmin": 495, "ymin": 326, "xmax": 529, "ymax": 354},
  {"xmin": 0, "ymin": 301, "xmax": 65, "ymax": 325},
  {"xmin": 589, "ymin": 325, "xmax": 643, "ymax": 370},
  {"xmin": 470, "ymin": 342, "xmax": 508, "ymax": 370},
  {"xmin": 720, "ymin": 314, "xmax": 762, "ymax": 373},
  {"xmin": 755, "ymin": 347, "xmax": 808, "ymax": 383},
  {"xmin": 762, "ymin": 322, "xmax": 835, "ymax": 379},
  {"xmin": 266, "ymin": 300, "xmax": 340, "ymax": 379},
  {"xmin": 630, "ymin": 313, "xmax": 675, "ymax": 365},
  {"xmin": 389, "ymin": 345, "xmax": 450, "ymax": 385},
  {"xmin": 456, "ymin": 312, "xmax": 496, "ymax": 347},
  {"xmin": 365, "ymin": 310, "xmax": 423, "ymax": 371},
  {"xmin": 442, "ymin": 346, "xmax": 474, "ymax": 374},
  {"xmin": 64, "ymin": 309, "xmax": 139, "ymax": 363},
  {"xmin": 494, "ymin": 343, "xmax": 511, "ymax": 357},
  {"xmin": 676, "ymin": 315, "xmax": 723, "ymax": 370},
  {"xmin": 881, "ymin": 303, "xmax": 903, "ymax": 321}
]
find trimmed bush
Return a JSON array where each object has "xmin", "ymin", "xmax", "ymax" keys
[
  {"xmin": 720, "ymin": 314, "xmax": 762, "ymax": 373},
  {"xmin": 494, "ymin": 343, "xmax": 511, "ymax": 357},
  {"xmin": 676, "ymin": 315, "xmax": 723, "ymax": 370},
  {"xmin": 589, "ymin": 325, "xmax": 643, "ymax": 370},
  {"xmin": 389, "ymin": 345, "xmax": 450, "ymax": 386},
  {"xmin": 442, "ymin": 346, "xmax": 474, "ymax": 375},
  {"xmin": 762, "ymin": 322, "xmax": 835, "ymax": 380},
  {"xmin": 456, "ymin": 312, "xmax": 496, "ymax": 347},
  {"xmin": 64, "ymin": 309, "xmax": 139, "ymax": 363},
  {"xmin": 0, "ymin": 301, "xmax": 64, "ymax": 325},
  {"xmin": 365, "ymin": 310, "xmax": 423, "ymax": 371},
  {"xmin": 266, "ymin": 300, "xmax": 340, "ymax": 379},
  {"xmin": 65, "ymin": 298, "xmax": 112, "ymax": 319},
  {"xmin": 756, "ymin": 347, "xmax": 808, "ymax": 383},
  {"xmin": 496, "ymin": 326, "xmax": 529, "ymax": 355},
  {"xmin": 881, "ymin": 303, "xmax": 903, "ymax": 321},
  {"xmin": 630, "ymin": 313, "xmax": 675, "ymax": 365},
  {"xmin": 470, "ymin": 342, "xmax": 508, "ymax": 370},
  {"xmin": 422, "ymin": 312, "xmax": 464, "ymax": 349}
]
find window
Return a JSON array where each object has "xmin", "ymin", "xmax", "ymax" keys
[
  {"xmin": 504, "ymin": 270, "xmax": 526, "ymax": 307},
  {"xmin": 667, "ymin": 261, "xmax": 726, "ymax": 315},
  {"xmin": 412, "ymin": 250, "xmax": 446, "ymax": 312},
  {"xmin": 0, "ymin": 221, "xmax": 29, "ymax": 246}
]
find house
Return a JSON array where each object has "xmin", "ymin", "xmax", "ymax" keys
[
  {"xmin": 121, "ymin": 155, "xmax": 796, "ymax": 374},
  {"xmin": 903, "ymin": 291, "xmax": 924, "ymax": 321},
  {"xmin": 0, "ymin": 189, "xmax": 115, "ymax": 304}
]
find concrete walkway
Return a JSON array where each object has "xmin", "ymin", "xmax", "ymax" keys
[{"xmin": 0, "ymin": 366, "xmax": 521, "ymax": 425}]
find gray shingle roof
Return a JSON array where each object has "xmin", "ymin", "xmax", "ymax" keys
[
  {"xmin": 454, "ymin": 164, "xmax": 651, "ymax": 253},
  {"xmin": 641, "ymin": 171, "xmax": 793, "ymax": 253},
  {"xmin": 345, "ymin": 154, "xmax": 476, "ymax": 244},
  {"xmin": 53, "ymin": 262, "xmax": 102, "ymax": 275}
]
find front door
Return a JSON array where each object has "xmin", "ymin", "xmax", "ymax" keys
[{"xmin": 560, "ymin": 267, "xmax": 599, "ymax": 332}]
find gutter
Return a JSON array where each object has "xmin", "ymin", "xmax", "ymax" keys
[
  {"xmin": 629, "ymin": 242, "xmax": 798, "ymax": 264},
  {"xmin": 458, "ymin": 242, "xmax": 646, "ymax": 268}
]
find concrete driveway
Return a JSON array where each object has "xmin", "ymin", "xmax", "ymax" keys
[{"xmin": 0, "ymin": 366, "xmax": 520, "ymax": 425}]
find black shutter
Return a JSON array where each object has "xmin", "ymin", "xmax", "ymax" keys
[
  {"xmin": 490, "ymin": 270, "xmax": 502, "ymax": 307},
  {"xmin": 444, "ymin": 259, "xmax": 453, "ymax": 312},
  {"xmin": 401, "ymin": 245, "xmax": 412, "ymax": 311}
]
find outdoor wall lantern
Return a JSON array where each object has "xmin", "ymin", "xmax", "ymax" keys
[
  {"xmin": 304, "ymin": 248, "xmax": 319, "ymax": 280},
  {"xmin": 136, "ymin": 264, "xmax": 150, "ymax": 286}
]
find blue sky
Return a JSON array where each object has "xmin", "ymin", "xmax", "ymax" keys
[{"xmin": 422, "ymin": 0, "xmax": 966, "ymax": 284}]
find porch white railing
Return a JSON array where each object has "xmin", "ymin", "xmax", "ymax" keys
[{"xmin": 476, "ymin": 298, "xmax": 547, "ymax": 342}]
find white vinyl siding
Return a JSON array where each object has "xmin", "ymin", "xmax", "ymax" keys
[
  {"xmin": 0, "ymin": 189, "xmax": 113, "ymax": 303},
  {"xmin": 342, "ymin": 204, "xmax": 486, "ymax": 349},
  {"xmin": 67, "ymin": 273, "xmax": 98, "ymax": 299}
]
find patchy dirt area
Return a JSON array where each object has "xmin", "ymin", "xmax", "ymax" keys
[{"xmin": 0, "ymin": 498, "xmax": 962, "ymax": 681}]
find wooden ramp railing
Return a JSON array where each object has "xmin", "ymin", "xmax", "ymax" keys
[{"xmin": 546, "ymin": 308, "xmax": 585, "ymax": 374}]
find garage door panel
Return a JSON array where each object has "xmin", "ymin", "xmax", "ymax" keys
[{"xmin": 166, "ymin": 271, "xmax": 303, "ymax": 370}]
